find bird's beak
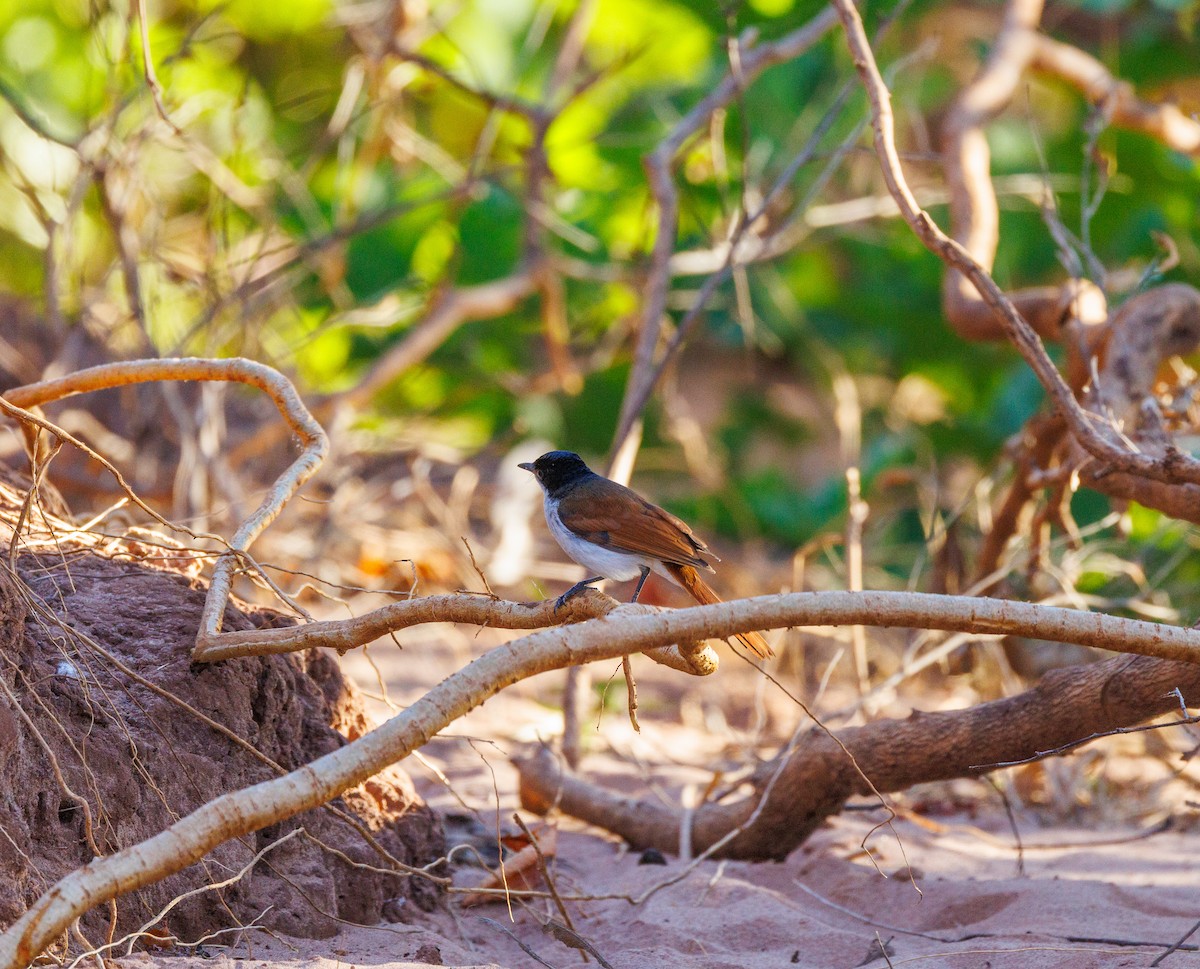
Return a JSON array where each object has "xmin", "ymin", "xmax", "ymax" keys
[{"xmin": 518, "ymin": 462, "xmax": 534, "ymax": 472}]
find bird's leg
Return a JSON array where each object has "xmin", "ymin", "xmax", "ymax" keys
[
  {"xmin": 630, "ymin": 566, "xmax": 651, "ymax": 603},
  {"xmin": 555, "ymin": 577, "xmax": 604, "ymax": 611}
]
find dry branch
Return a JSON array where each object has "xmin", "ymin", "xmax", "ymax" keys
[
  {"xmin": 831, "ymin": 0, "xmax": 1200, "ymax": 495},
  {"xmin": 192, "ymin": 586, "xmax": 1200, "ymax": 667},
  {"xmin": 193, "ymin": 590, "xmax": 720, "ymax": 677},
  {"xmin": 517, "ymin": 649, "xmax": 1200, "ymax": 860}
]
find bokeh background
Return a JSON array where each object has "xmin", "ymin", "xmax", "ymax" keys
[{"xmin": 1, "ymin": 0, "xmax": 1200, "ymax": 819}]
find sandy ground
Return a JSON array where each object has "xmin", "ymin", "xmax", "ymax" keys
[
  {"xmin": 112, "ymin": 623, "xmax": 1200, "ymax": 969},
  {"xmin": 112, "ymin": 811, "xmax": 1200, "ymax": 969}
]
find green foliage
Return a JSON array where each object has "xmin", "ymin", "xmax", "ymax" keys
[{"xmin": 0, "ymin": 0, "xmax": 1198, "ymax": 597}]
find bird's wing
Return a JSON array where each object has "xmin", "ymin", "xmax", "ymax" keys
[{"xmin": 556, "ymin": 479, "xmax": 714, "ymax": 570}]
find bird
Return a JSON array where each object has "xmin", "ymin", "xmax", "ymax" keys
[{"xmin": 519, "ymin": 450, "xmax": 773, "ymax": 658}]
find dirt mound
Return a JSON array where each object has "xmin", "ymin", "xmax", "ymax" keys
[{"xmin": 0, "ymin": 540, "xmax": 442, "ymax": 946}]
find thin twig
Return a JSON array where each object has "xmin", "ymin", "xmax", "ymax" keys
[
  {"xmin": 611, "ymin": 9, "xmax": 839, "ymax": 457},
  {"xmin": 477, "ymin": 917, "xmax": 559, "ymax": 969},
  {"xmin": 511, "ymin": 816, "xmax": 574, "ymax": 934},
  {"xmin": 972, "ymin": 713, "xmax": 1200, "ymax": 769},
  {"xmin": 982, "ymin": 775, "xmax": 1025, "ymax": 876},
  {"xmin": 621, "ymin": 655, "xmax": 639, "ymax": 733},
  {"xmin": 462, "ymin": 536, "xmax": 496, "ymax": 598},
  {"xmin": 1152, "ymin": 918, "xmax": 1200, "ymax": 966},
  {"xmin": 135, "ymin": 0, "xmax": 182, "ymax": 134}
]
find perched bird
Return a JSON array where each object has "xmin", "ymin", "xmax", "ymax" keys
[{"xmin": 519, "ymin": 450, "xmax": 772, "ymax": 658}]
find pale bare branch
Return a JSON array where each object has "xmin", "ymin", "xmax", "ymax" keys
[
  {"xmin": 332, "ymin": 269, "xmax": 541, "ymax": 412},
  {"xmin": 199, "ymin": 587, "xmax": 1200, "ymax": 669},
  {"xmin": 3, "ymin": 358, "xmax": 329, "ymax": 644},
  {"xmin": 1031, "ymin": 35, "xmax": 1200, "ymax": 156},
  {"xmin": 192, "ymin": 590, "xmax": 719, "ymax": 676}
]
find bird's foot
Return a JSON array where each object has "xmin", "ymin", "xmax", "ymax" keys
[
  {"xmin": 554, "ymin": 577, "xmax": 603, "ymax": 612},
  {"xmin": 630, "ymin": 566, "xmax": 651, "ymax": 603}
]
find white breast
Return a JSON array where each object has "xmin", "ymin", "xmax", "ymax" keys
[{"xmin": 544, "ymin": 496, "xmax": 649, "ymax": 582}]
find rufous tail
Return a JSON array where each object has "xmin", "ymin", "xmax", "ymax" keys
[{"xmin": 665, "ymin": 564, "xmax": 773, "ymax": 658}]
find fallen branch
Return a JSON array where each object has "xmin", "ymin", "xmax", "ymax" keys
[{"xmin": 517, "ymin": 650, "xmax": 1200, "ymax": 860}]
